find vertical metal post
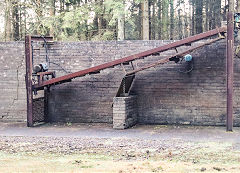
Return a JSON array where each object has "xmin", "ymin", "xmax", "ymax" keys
[
  {"xmin": 25, "ymin": 35, "xmax": 34, "ymax": 127},
  {"xmin": 226, "ymin": 12, "xmax": 234, "ymax": 131},
  {"xmin": 44, "ymin": 88, "xmax": 49, "ymax": 123}
]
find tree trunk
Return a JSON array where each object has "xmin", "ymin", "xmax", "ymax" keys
[
  {"xmin": 228, "ymin": 0, "xmax": 234, "ymax": 12},
  {"xmin": 137, "ymin": 3, "xmax": 142, "ymax": 39},
  {"xmin": 49, "ymin": 0, "xmax": 55, "ymax": 16},
  {"xmin": 157, "ymin": 0, "xmax": 161, "ymax": 40},
  {"xmin": 35, "ymin": 0, "xmax": 43, "ymax": 34},
  {"xmin": 49, "ymin": 0, "xmax": 55, "ymax": 36},
  {"xmin": 19, "ymin": 1, "xmax": 24, "ymax": 40},
  {"xmin": 98, "ymin": 0, "xmax": 104, "ymax": 35},
  {"xmin": 162, "ymin": 0, "xmax": 169, "ymax": 39},
  {"xmin": 60, "ymin": 0, "xmax": 65, "ymax": 13},
  {"xmin": 178, "ymin": 9, "xmax": 183, "ymax": 39},
  {"xmin": 195, "ymin": 0, "xmax": 203, "ymax": 34},
  {"xmin": 84, "ymin": 0, "xmax": 88, "ymax": 40},
  {"xmin": 66, "ymin": 3, "xmax": 70, "ymax": 12},
  {"xmin": 117, "ymin": 11, "xmax": 125, "ymax": 40},
  {"xmin": 191, "ymin": 0, "xmax": 195, "ymax": 35},
  {"xmin": 24, "ymin": 0, "xmax": 27, "ymax": 37},
  {"xmin": 209, "ymin": 0, "xmax": 213, "ymax": 29},
  {"xmin": 4, "ymin": 0, "xmax": 12, "ymax": 41},
  {"xmin": 12, "ymin": 0, "xmax": 20, "ymax": 41},
  {"xmin": 187, "ymin": 1, "xmax": 192, "ymax": 37},
  {"xmin": 141, "ymin": 0, "xmax": 149, "ymax": 40},
  {"xmin": 205, "ymin": 0, "xmax": 209, "ymax": 31},
  {"xmin": 170, "ymin": 0, "xmax": 174, "ymax": 40},
  {"xmin": 183, "ymin": 2, "xmax": 189, "ymax": 38},
  {"xmin": 117, "ymin": 0, "xmax": 125, "ymax": 40},
  {"xmin": 211, "ymin": 0, "xmax": 216, "ymax": 29},
  {"xmin": 214, "ymin": 0, "xmax": 221, "ymax": 28},
  {"xmin": 151, "ymin": 2, "xmax": 156, "ymax": 40},
  {"xmin": 237, "ymin": 0, "xmax": 240, "ymax": 12},
  {"xmin": 92, "ymin": 0, "xmax": 99, "ymax": 37},
  {"xmin": 222, "ymin": 0, "xmax": 227, "ymax": 21}
]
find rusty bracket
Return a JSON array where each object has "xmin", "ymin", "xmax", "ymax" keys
[
  {"xmin": 130, "ymin": 62, "xmax": 135, "ymax": 70},
  {"xmin": 35, "ymin": 71, "xmax": 56, "ymax": 85},
  {"xmin": 175, "ymin": 48, "xmax": 178, "ymax": 53},
  {"xmin": 116, "ymin": 74, "xmax": 135, "ymax": 97}
]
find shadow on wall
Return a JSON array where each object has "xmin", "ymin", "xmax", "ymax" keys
[{"xmin": 131, "ymin": 41, "xmax": 240, "ymax": 126}]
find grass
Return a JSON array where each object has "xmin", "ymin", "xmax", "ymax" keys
[
  {"xmin": 0, "ymin": 152, "xmax": 110, "ymax": 173},
  {"xmin": 0, "ymin": 141, "xmax": 240, "ymax": 172}
]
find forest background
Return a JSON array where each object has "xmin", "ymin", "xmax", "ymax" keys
[{"xmin": 0, "ymin": 0, "xmax": 240, "ymax": 42}]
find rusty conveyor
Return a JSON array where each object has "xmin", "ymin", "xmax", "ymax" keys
[
  {"xmin": 32, "ymin": 27, "xmax": 226, "ymax": 91},
  {"xmin": 26, "ymin": 27, "xmax": 227, "ymax": 127},
  {"xmin": 115, "ymin": 36, "xmax": 225, "ymax": 96}
]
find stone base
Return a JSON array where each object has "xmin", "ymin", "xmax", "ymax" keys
[{"xmin": 113, "ymin": 95, "xmax": 138, "ymax": 129}]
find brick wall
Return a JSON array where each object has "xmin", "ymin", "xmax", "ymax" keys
[
  {"xmin": 0, "ymin": 42, "xmax": 26, "ymax": 122},
  {"xmin": 113, "ymin": 96, "xmax": 138, "ymax": 129},
  {"xmin": 1, "ymin": 40, "xmax": 240, "ymax": 126}
]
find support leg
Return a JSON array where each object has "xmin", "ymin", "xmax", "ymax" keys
[
  {"xmin": 226, "ymin": 12, "xmax": 234, "ymax": 131},
  {"xmin": 25, "ymin": 35, "xmax": 33, "ymax": 127}
]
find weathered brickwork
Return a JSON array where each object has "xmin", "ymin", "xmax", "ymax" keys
[
  {"xmin": 113, "ymin": 96, "xmax": 138, "ymax": 129},
  {"xmin": 1, "ymin": 40, "xmax": 240, "ymax": 126},
  {"xmin": 0, "ymin": 42, "xmax": 26, "ymax": 122}
]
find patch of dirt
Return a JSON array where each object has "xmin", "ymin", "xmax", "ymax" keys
[
  {"xmin": 0, "ymin": 135, "xmax": 240, "ymax": 172},
  {"xmin": 0, "ymin": 136, "xmax": 189, "ymax": 157}
]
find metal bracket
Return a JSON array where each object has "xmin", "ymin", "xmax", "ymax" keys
[
  {"xmin": 175, "ymin": 48, "xmax": 178, "ymax": 53},
  {"xmin": 130, "ymin": 61, "xmax": 135, "ymax": 70},
  {"xmin": 116, "ymin": 75, "xmax": 135, "ymax": 97},
  {"xmin": 121, "ymin": 63, "xmax": 127, "ymax": 74}
]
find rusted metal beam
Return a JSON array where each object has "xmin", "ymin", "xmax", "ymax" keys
[
  {"xmin": 226, "ymin": 12, "xmax": 234, "ymax": 131},
  {"xmin": 126, "ymin": 37, "xmax": 224, "ymax": 76},
  {"xmin": 25, "ymin": 35, "xmax": 34, "ymax": 127},
  {"xmin": 33, "ymin": 27, "xmax": 226, "ymax": 89},
  {"xmin": 31, "ymin": 36, "xmax": 53, "ymax": 41}
]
